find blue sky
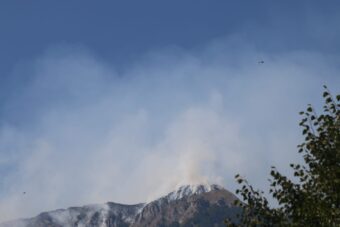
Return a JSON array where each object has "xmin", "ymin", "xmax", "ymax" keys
[
  {"xmin": 1, "ymin": 0, "xmax": 339, "ymax": 74},
  {"xmin": 0, "ymin": 0, "xmax": 340, "ymax": 222},
  {"xmin": 1, "ymin": 0, "xmax": 340, "ymax": 125}
]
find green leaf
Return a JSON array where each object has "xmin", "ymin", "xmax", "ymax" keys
[{"xmin": 233, "ymin": 87, "xmax": 340, "ymax": 226}]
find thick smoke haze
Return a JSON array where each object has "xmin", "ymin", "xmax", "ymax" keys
[{"xmin": 0, "ymin": 38, "xmax": 339, "ymax": 222}]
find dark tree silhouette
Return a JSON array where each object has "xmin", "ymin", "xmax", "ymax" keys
[{"xmin": 227, "ymin": 86, "xmax": 340, "ymax": 226}]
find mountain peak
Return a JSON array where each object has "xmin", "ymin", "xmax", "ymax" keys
[
  {"xmin": 0, "ymin": 183, "xmax": 240, "ymax": 227},
  {"xmin": 165, "ymin": 183, "xmax": 224, "ymax": 201}
]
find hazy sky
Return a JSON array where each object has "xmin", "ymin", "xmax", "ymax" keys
[{"xmin": 0, "ymin": 0, "xmax": 340, "ymax": 222}]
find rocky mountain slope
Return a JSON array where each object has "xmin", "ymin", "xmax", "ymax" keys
[{"xmin": 0, "ymin": 184, "xmax": 241, "ymax": 227}]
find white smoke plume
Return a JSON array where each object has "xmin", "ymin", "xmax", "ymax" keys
[{"xmin": 0, "ymin": 38, "xmax": 339, "ymax": 222}]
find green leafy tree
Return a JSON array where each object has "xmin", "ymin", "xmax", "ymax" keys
[{"xmin": 226, "ymin": 86, "xmax": 340, "ymax": 226}]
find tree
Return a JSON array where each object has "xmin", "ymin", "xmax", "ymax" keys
[{"xmin": 226, "ymin": 86, "xmax": 340, "ymax": 226}]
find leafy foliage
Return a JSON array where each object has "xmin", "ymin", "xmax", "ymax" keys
[{"xmin": 226, "ymin": 86, "xmax": 340, "ymax": 226}]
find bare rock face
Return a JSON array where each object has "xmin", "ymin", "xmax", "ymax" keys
[
  {"xmin": 0, "ymin": 184, "xmax": 241, "ymax": 227},
  {"xmin": 133, "ymin": 184, "xmax": 240, "ymax": 227}
]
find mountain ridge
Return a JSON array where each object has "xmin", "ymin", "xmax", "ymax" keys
[{"xmin": 0, "ymin": 183, "xmax": 241, "ymax": 227}]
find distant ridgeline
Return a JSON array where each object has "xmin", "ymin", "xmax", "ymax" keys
[{"xmin": 1, "ymin": 184, "xmax": 241, "ymax": 227}]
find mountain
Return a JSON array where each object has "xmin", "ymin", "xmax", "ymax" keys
[{"xmin": 0, "ymin": 184, "xmax": 241, "ymax": 227}]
